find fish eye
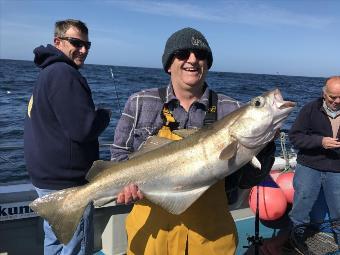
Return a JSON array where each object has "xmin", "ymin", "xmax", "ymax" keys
[{"xmin": 251, "ymin": 97, "xmax": 264, "ymax": 107}]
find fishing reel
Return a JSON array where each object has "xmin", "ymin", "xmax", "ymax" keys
[{"xmin": 243, "ymin": 234, "xmax": 263, "ymax": 249}]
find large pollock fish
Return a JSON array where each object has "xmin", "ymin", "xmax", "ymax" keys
[{"xmin": 30, "ymin": 89, "xmax": 295, "ymax": 244}]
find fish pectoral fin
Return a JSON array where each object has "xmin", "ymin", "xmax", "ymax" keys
[
  {"xmin": 86, "ymin": 160, "xmax": 118, "ymax": 181},
  {"xmin": 129, "ymin": 136, "xmax": 174, "ymax": 159},
  {"xmin": 144, "ymin": 185, "xmax": 210, "ymax": 215},
  {"xmin": 219, "ymin": 141, "xmax": 238, "ymax": 160},
  {"xmin": 172, "ymin": 128, "xmax": 198, "ymax": 138},
  {"xmin": 93, "ymin": 196, "xmax": 117, "ymax": 207},
  {"xmin": 250, "ymin": 156, "xmax": 261, "ymax": 169}
]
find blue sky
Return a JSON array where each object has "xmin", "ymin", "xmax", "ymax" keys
[{"xmin": 1, "ymin": 0, "xmax": 339, "ymax": 77}]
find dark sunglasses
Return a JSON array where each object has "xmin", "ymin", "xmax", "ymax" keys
[
  {"xmin": 59, "ymin": 37, "xmax": 91, "ymax": 50},
  {"xmin": 173, "ymin": 49, "xmax": 208, "ymax": 61}
]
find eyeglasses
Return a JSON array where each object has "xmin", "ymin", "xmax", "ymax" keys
[
  {"xmin": 173, "ymin": 49, "xmax": 208, "ymax": 61},
  {"xmin": 59, "ymin": 37, "xmax": 91, "ymax": 50}
]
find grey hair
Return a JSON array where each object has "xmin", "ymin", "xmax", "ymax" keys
[
  {"xmin": 324, "ymin": 76, "xmax": 340, "ymax": 93},
  {"xmin": 322, "ymin": 85, "xmax": 327, "ymax": 93}
]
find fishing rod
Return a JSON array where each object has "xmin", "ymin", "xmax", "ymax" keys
[
  {"xmin": 110, "ymin": 67, "xmax": 122, "ymax": 115},
  {"xmin": 253, "ymin": 185, "xmax": 263, "ymax": 255},
  {"xmin": 244, "ymin": 185, "xmax": 263, "ymax": 254}
]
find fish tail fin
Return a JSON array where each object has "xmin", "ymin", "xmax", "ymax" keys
[{"xmin": 29, "ymin": 186, "xmax": 89, "ymax": 244}]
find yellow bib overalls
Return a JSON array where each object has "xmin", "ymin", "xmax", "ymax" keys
[{"xmin": 125, "ymin": 106, "xmax": 238, "ymax": 255}]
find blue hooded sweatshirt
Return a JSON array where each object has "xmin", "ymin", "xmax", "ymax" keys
[{"xmin": 24, "ymin": 44, "xmax": 110, "ymax": 189}]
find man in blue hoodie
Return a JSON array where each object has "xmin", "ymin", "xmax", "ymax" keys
[{"xmin": 24, "ymin": 19, "xmax": 111, "ymax": 255}]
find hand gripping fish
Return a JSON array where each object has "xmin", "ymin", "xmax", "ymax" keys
[{"xmin": 30, "ymin": 89, "xmax": 295, "ymax": 244}]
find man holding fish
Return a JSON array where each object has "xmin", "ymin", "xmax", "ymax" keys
[{"xmin": 111, "ymin": 27, "xmax": 280, "ymax": 255}]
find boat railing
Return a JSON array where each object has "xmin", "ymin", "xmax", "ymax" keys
[{"xmin": 278, "ymin": 131, "xmax": 297, "ymax": 171}]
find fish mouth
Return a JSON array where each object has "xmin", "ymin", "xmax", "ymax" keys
[
  {"xmin": 279, "ymin": 101, "xmax": 296, "ymax": 109},
  {"xmin": 273, "ymin": 89, "xmax": 296, "ymax": 109}
]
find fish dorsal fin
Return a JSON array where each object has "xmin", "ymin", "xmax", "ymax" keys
[
  {"xmin": 129, "ymin": 136, "xmax": 173, "ymax": 159},
  {"xmin": 86, "ymin": 160, "xmax": 118, "ymax": 181},
  {"xmin": 129, "ymin": 129, "xmax": 198, "ymax": 159},
  {"xmin": 172, "ymin": 128, "xmax": 198, "ymax": 138},
  {"xmin": 144, "ymin": 185, "xmax": 211, "ymax": 215},
  {"xmin": 219, "ymin": 141, "xmax": 238, "ymax": 160}
]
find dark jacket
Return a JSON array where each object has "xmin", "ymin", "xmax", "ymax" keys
[
  {"xmin": 289, "ymin": 98, "xmax": 340, "ymax": 172},
  {"xmin": 24, "ymin": 44, "xmax": 110, "ymax": 189}
]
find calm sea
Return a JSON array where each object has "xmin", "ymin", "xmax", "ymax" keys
[{"xmin": 0, "ymin": 59, "xmax": 325, "ymax": 184}]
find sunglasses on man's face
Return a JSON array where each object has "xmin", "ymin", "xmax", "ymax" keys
[
  {"xmin": 173, "ymin": 49, "xmax": 208, "ymax": 61},
  {"xmin": 59, "ymin": 37, "xmax": 91, "ymax": 50}
]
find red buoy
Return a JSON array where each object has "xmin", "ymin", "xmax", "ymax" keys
[
  {"xmin": 276, "ymin": 171, "xmax": 295, "ymax": 204},
  {"xmin": 249, "ymin": 176, "xmax": 287, "ymax": 221}
]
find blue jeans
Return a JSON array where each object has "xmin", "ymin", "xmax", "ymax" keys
[
  {"xmin": 35, "ymin": 187, "xmax": 94, "ymax": 255},
  {"xmin": 289, "ymin": 164, "xmax": 340, "ymax": 244}
]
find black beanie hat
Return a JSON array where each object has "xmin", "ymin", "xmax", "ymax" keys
[{"xmin": 162, "ymin": 27, "xmax": 213, "ymax": 73}]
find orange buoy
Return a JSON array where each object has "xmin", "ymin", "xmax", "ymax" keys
[
  {"xmin": 276, "ymin": 171, "xmax": 295, "ymax": 204},
  {"xmin": 249, "ymin": 176, "xmax": 287, "ymax": 221},
  {"xmin": 260, "ymin": 203, "xmax": 292, "ymax": 229}
]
